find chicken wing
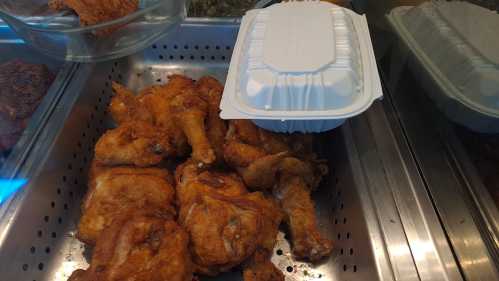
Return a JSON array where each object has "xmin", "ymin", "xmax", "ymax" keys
[
  {"xmin": 275, "ymin": 176, "xmax": 333, "ymax": 262},
  {"xmin": 170, "ymin": 88, "xmax": 216, "ymax": 165},
  {"xmin": 175, "ymin": 161, "xmax": 282, "ymax": 276},
  {"xmin": 196, "ymin": 76, "xmax": 227, "ymax": 163},
  {"xmin": 77, "ymin": 163, "xmax": 176, "ymax": 244},
  {"xmin": 94, "ymin": 121, "xmax": 174, "ymax": 167},
  {"xmin": 69, "ymin": 211, "xmax": 193, "ymax": 281},
  {"xmin": 109, "ymin": 82, "xmax": 153, "ymax": 125},
  {"xmin": 59, "ymin": 0, "xmax": 139, "ymax": 35}
]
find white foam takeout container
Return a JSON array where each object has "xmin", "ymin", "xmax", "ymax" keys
[
  {"xmin": 387, "ymin": 1, "xmax": 499, "ymax": 133},
  {"xmin": 220, "ymin": 1, "xmax": 382, "ymax": 133}
]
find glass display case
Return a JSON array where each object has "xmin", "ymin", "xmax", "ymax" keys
[
  {"xmin": 0, "ymin": 1, "xmax": 497, "ymax": 281},
  {"xmin": 369, "ymin": 0, "xmax": 499, "ymax": 280}
]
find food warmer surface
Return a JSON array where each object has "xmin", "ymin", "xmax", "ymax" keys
[{"xmin": 0, "ymin": 19, "xmax": 469, "ymax": 281}]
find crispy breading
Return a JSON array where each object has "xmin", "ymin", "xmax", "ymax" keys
[
  {"xmin": 136, "ymin": 75, "xmax": 197, "ymax": 158},
  {"xmin": 69, "ymin": 211, "xmax": 193, "ymax": 281},
  {"xmin": 170, "ymin": 87, "xmax": 216, "ymax": 165},
  {"xmin": 109, "ymin": 82, "xmax": 153, "ymax": 125},
  {"xmin": 94, "ymin": 121, "xmax": 174, "ymax": 167},
  {"xmin": 275, "ymin": 176, "xmax": 333, "ymax": 261},
  {"xmin": 243, "ymin": 250, "xmax": 284, "ymax": 281},
  {"xmin": 60, "ymin": 0, "xmax": 139, "ymax": 35},
  {"xmin": 77, "ymin": 163, "xmax": 175, "ymax": 244},
  {"xmin": 175, "ymin": 161, "xmax": 283, "ymax": 276},
  {"xmin": 48, "ymin": 0, "xmax": 67, "ymax": 10},
  {"xmin": 196, "ymin": 76, "xmax": 227, "ymax": 164},
  {"xmin": 224, "ymin": 120, "xmax": 333, "ymax": 261}
]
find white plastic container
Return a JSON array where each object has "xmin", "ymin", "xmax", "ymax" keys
[
  {"xmin": 387, "ymin": 1, "xmax": 499, "ymax": 133},
  {"xmin": 221, "ymin": 1, "xmax": 382, "ymax": 133}
]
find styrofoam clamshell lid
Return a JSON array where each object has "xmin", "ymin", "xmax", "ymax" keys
[
  {"xmin": 398, "ymin": 1, "xmax": 499, "ymax": 117},
  {"xmin": 221, "ymin": 1, "xmax": 382, "ymax": 124}
]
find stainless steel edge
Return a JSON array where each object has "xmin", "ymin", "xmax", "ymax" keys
[
  {"xmin": 0, "ymin": 20, "xmax": 80, "ymax": 245},
  {"xmin": 0, "ymin": 62, "xmax": 79, "ymax": 178},
  {"xmin": 0, "ymin": 62, "xmax": 88, "ymax": 250},
  {"xmin": 341, "ymin": 121, "xmax": 398, "ymax": 281},
  {"xmin": 348, "ymin": 108, "xmax": 420, "ymax": 281},
  {"xmin": 372, "ymin": 95, "xmax": 463, "ymax": 281},
  {"xmin": 384, "ymin": 33, "xmax": 499, "ymax": 280},
  {"xmin": 347, "ymin": 69, "xmax": 464, "ymax": 280},
  {"xmin": 440, "ymin": 125, "xmax": 499, "ymax": 260},
  {"xmin": 0, "ymin": 20, "xmax": 78, "ymax": 179}
]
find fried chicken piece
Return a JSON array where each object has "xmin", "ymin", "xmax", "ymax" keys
[
  {"xmin": 171, "ymin": 88, "xmax": 215, "ymax": 165},
  {"xmin": 175, "ymin": 161, "xmax": 282, "ymax": 276},
  {"xmin": 275, "ymin": 176, "xmax": 333, "ymax": 262},
  {"xmin": 175, "ymin": 160, "xmax": 248, "ymax": 201},
  {"xmin": 145, "ymin": 74, "xmax": 196, "ymax": 100},
  {"xmin": 48, "ymin": 0, "xmax": 67, "ymax": 10},
  {"xmin": 224, "ymin": 142, "xmax": 287, "ymax": 190},
  {"xmin": 231, "ymin": 154, "xmax": 332, "ymax": 261},
  {"xmin": 107, "ymin": 76, "xmax": 221, "ymax": 163},
  {"xmin": 77, "ymin": 163, "xmax": 175, "ymax": 244},
  {"xmin": 226, "ymin": 120, "xmax": 261, "ymax": 145},
  {"xmin": 226, "ymin": 120, "xmax": 317, "ymax": 157},
  {"xmin": 225, "ymin": 145, "xmax": 332, "ymax": 261},
  {"xmin": 196, "ymin": 76, "xmax": 227, "ymax": 163},
  {"xmin": 69, "ymin": 211, "xmax": 193, "ymax": 281},
  {"xmin": 138, "ymin": 75, "xmax": 196, "ymax": 157},
  {"xmin": 95, "ymin": 121, "xmax": 174, "ymax": 167},
  {"xmin": 243, "ymin": 250, "xmax": 284, "ymax": 281},
  {"xmin": 242, "ymin": 193, "xmax": 284, "ymax": 281},
  {"xmin": 224, "ymin": 120, "xmax": 333, "ymax": 261},
  {"xmin": 224, "ymin": 141, "xmax": 268, "ymax": 168},
  {"xmin": 109, "ymin": 82, "xmax": 153, "ymax": 125},
  {"xmin": 59, "ymin": 0, "xmax": 139, "ymax": 35}
]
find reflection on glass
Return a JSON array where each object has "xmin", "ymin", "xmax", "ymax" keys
[{"xmin": 0, "ymin": 178, "xmax": 27, "ymax": 204}]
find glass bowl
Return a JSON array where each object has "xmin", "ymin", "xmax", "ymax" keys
[{"xmin": 0, "ymin": 0, "xmax": 187, "ymax": 62}]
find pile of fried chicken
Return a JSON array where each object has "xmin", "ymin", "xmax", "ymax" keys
[{"xmin": 68, "ymin": 75, "xmax": 333, "ymax": 281}]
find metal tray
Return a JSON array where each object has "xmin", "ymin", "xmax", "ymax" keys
[
  {"xmin": 0, "ymin": 19, "xmax": 462, "ymax": 281},
  {"xmin": 384, "ymin": 21, "xmax": 499, "ymax": 280},
  {"xmin": 0, "ymin": 21, "xmax": 77, "ymax": 178}
]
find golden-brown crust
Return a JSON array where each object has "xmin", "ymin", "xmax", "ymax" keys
[
  {"xmin": 224, "ymin": 141, "xmax": 268, "ymax": 168},
  {"xmin": 171, "ymin": 88, "xmax": 216, "ymax": 165},
  {"xmin": 196, "ymin": 76, "xmax": 227, "ymax": 164},
  {"xmin": 94, "ymin": 121, "xmax": 174, "ymax": 167},
  {"xmin": 223, "ymin": 120, "xmax": 332, "ymax": 262},
  {"xmin": 243, "ymin": 249, "xmax": 285, "ymax": 281},
  {"xmin": 175, "ymin": 162, "xmax": 283, "ymax": 276},
  {"xmin": 109, "ymin": 82, "xmax": 153, "ymax": 125},
  {"xmin": 78, "ymin": 164, "xmax": 176, "ymax": 244},
  {"xmin": 276, "ymin": 176, "xmax": 333, "ymax": 262},
  {"xmin": 70, "ymin": 73, "xmax": 333, "ymax": 280},
  {"xmin": 70, "ymin": 211, "xmax": 193, "ymax": 281},
  {"xmin": 48, "ymin": 0, "xmax": 67, "ymax": 10},
  {"xmin": 62, "ymin": 0, "xmax": 139, "ymax": 35}
]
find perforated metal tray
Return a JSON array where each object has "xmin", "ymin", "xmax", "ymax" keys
[{"xmin": 0, "ymin": 19, "xmax": 461, "ymax": 281}]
